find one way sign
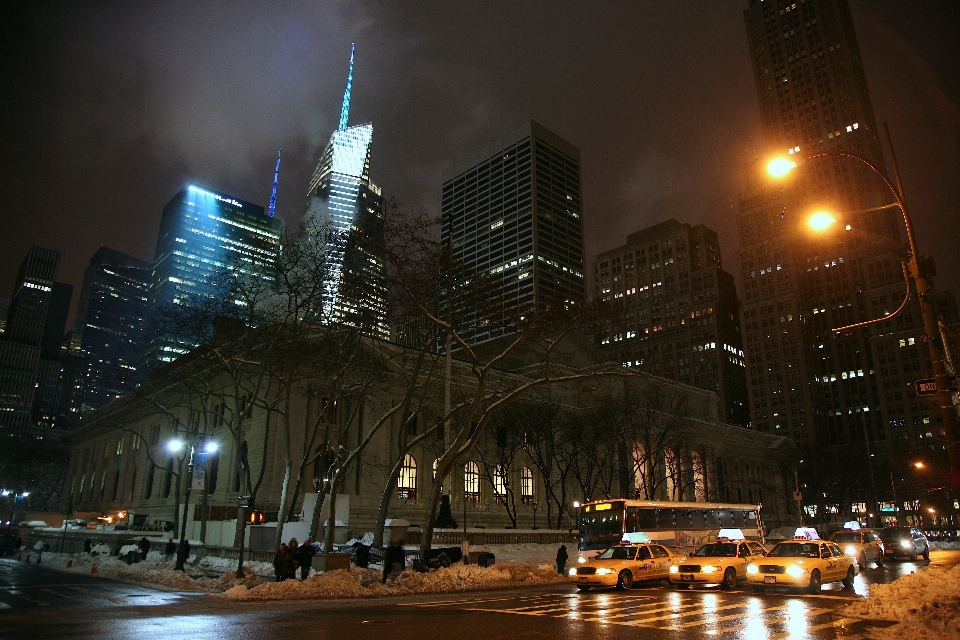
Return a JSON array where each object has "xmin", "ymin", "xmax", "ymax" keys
[{"xmin": 915, "ymin": 377, "xmax": 960, "ymax": 396}]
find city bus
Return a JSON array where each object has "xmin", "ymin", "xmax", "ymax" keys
[{"xmin": 578, "ymin": 499, "xmax": 763, "ymax": 551}]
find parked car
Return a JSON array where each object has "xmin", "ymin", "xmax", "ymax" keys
[
  {"xmin": 828, "ymin": 528, "xmax": 884, "ymax": 568},
  {"xmin": 879, "ymin": 527, "xmax": 930, "ymax": 561}
]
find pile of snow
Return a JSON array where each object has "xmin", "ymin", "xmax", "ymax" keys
[
  {"xmin": 845, "ymin": 564, "xmax": 960, "ymax": 640},
  {"xmin": 90, "ymin": 543, "xmax": 112, "ymax": 555},
  {"xmin": 220, "ymin": 561, "xmax": 565, "ymax": 600},
  {"xmin": 118, "ymin": 545, "xmax": 140, "ymax": 557},
  {"xmin": 196, "ymin": 554, "xmax": 276, "ymax": 578}
]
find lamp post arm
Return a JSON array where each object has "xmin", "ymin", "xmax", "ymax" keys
[{"xmin": 831, "ymin": 261, "xmax": 912, "ymax": 335}]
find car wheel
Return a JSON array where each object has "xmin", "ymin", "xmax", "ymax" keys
[
  {"xmin": 875, "ymin": 553, "xmax": 884, "ymax": 568},
  {"xmin": 751, "ymin": 585, "xmax": 765, "ymax": 593},
  {"xmin": 807, "ymin": 569, "xmax": 822, "ymax": 594},
  {"xmin": 577, "ymin": 585, "xmax": 591, "ymax": 592},
  {"xmin": 617, "ymin": 570, "xmax": 633, "ymax": 590},
  {"xmin": 842, "ymin": 565, "xmax": 855, "ymax": 588},
  {"xmin": 922, "ymin": 546, "xmax": 930, "ymax": 561},
  {"xmin": 722, "ymin": 567, "xmax": 737, "ymax": 590},
  {"xmin": 909, "ymin": 548, "xmax": 918, "ymax": 562}
]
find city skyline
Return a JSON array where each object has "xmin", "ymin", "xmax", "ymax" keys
[{"xmin": 2, "ymin": 2, "xmax": 957, "ymax": 331}]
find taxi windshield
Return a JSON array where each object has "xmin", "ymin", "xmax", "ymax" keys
[
  {"xmin": 768, "ymin": 542, "xmax": 819, "ymax": 558},
  {"xmin": 598, "ymin": 547, "xmax": 636, "ymax": 560},
  {"xmin": 693, "ymin": 543, "xmax": 737, "ymax": 557},
  {"xmin": 831, "ymin": 532, "xmax": 860, "ymax": 543}
]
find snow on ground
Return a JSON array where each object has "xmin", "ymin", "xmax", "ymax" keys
[
  {"xmin": 480, "ymin": 543, "xmax": 564, "ymax": 564},
  {"xmin": 219, "ymin": 561, "xmax": 566, "ymax": 600},
  {"xmin": 845, "ymin": 563, "xmax": 960, "ymax": 640}
]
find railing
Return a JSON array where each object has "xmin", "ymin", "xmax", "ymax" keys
[{"xmin": 427, "ymin": 530, "xmax": 577, "ymax": 546}]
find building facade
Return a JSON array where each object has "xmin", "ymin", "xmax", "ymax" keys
[
  {"xmin": 738, "ymin": 0, "xmax": 950, "ymax": 459},
  {"xmin": 145, "ymin": 185, "xmax": 283, "ymax": 366},
  {"xmin": 0, "ymin": 246, "xmax": 73, "ymax": 434},
  {"xmin": 71, "ymin": 247, "xmax": 152, "ymax": 415},
  {"xmin": 301, "ymin": 45, "xmax": 388, "ymax": 339},
  {"xmin": 440, "ymin": 121, "xmax": 585, "ymax": 345},
  {"xmin": 593, "ymin": 220, "xmax": 749, "ymax": 426}
]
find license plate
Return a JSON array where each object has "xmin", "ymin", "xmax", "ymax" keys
[
  {"xmin": 764, "ymin": 576, "xmax": 776, "ymax": 584},
  {"xmin": 681, "ymin": 574, "xmax": 694, "ymax": 581},
  {"xmin": 579, "ymin": 577, "xmax": 588, "ymax": 583}
]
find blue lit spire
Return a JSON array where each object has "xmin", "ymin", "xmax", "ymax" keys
[
  {"xmin": 338, "ymin": 43, "xmax": 355, "ymax": 132},
  {"xmin": 267, "ymin": 148, "xmax": 281, "ymax": 218}
]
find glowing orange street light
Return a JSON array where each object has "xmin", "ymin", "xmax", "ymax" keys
[
  {"xmin": 808, "ymin": 212, "xmax": 837, "ymax": 231},
  {"xmin": 767, "ymin": 157, "xmax": 798, "ymax": 178},
  {"xmin": 914, "ymin": 462, "xmax": 925, "ymax": 469}
]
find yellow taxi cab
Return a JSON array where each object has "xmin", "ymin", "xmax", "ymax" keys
[
  {"xmin": 746, "ymin": 529, "xmax": 857, "ymax": 594},
  {"xmin": 669, "ymin": 529, "xmax": 767, "ymax": 590},
  {"xmin": 568, "ymin": 534, "xmax": 674, "ymax": 591},
  {"xmin": 828, "ymin": 522, "xmax": 884, "ymax": 569}
]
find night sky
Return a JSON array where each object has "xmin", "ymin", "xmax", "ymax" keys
[{"xmin": 2, "ymin": 1, "xmax": 958, "ymax": 328}]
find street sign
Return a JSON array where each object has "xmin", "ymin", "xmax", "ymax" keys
[{"xmin": 915, "ymin": 377, "xmax": 960, "ymax": 396}]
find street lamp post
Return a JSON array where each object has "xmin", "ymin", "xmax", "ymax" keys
[
  {"xmin": 532, "ymin": 501, "xmax": 538, "ymax": 530},
  {"xmin": 236, "ymin": 495, "xmax": 250, "ymax": 578},
  {"xmin": 168, "ymin": 434, "xmax": 217, "ymax": 572},
  {"xmin": 572, "ymin": 501, "xmax": 581, "ymax": 532},
  {"xmin": 768, "ymin": 133, "xmax": 960, "ymax": 492}
]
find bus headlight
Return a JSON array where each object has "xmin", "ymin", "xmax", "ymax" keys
[
  {"xmin": 701, "ymin": 565, "xmax": 717, "ymax": 574},
  {"xmin": 669, "ymin": 565, "xmax": 679, "ymax": 574},
  {"xmin": 786, "ymin": 565, "xmax": 804, "ymax": 577},
  {"xmin": 568, "ymin": 567, "xmax": 577, "ymax": 576},
  {"xmin": 747, "ymin": 564, "xmax": 759, "ymax": 575},
  {"xmin": 596, "ymin": 568, "xmax": 613, "ymax": 575}
]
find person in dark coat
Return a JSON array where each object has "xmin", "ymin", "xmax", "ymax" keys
[
  {"xmin": 382, "ymin": 541, "xmax": 405, "ymax": 583},
  {"xmin": 164, "ymin": 538, "xmax": 176, "ymax": 561},
  {"xmin": 273, "ymin": 543, "xmax": 293, "ymax": 582},
  {"xmin": 138, "ymin": 537, "xmax": 151, "ymax": 558},
  {"xmin": 297, "ymin": 540, "xmax": 316, "ymax": 580},
  {"xmin": 556, "ymin": 545, "xmax": 568, "ymax": 575},
  {"xmin": 84, "ymin": 539, "xmax": 92, "ymax": 554}
]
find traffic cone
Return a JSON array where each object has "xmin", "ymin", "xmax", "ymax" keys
[
  {"xmin": 25, "ymin": 554, "xmax": 30, "ymax": 563},
  {"xmin": 91, "ymin": 561, "xmax": 98, "ymax": 574},
  {"xmin": 66, "ymin": 559, "xmax": 73, "ymax": 568}
]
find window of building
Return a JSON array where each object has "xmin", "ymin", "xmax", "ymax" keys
[
  {"xmin": 398, "ymin": 454, "xmax": 417, "ymax": 500},
  {"xmin": 493, "ymin": 465, "xmax": 508, "ymax": 504},
  {"xmin": 464, "ymin": 461, "xmax": 481, "ymax": 503},
  {"xmin": 520, "ymin": 466, "xmax": 535, "ymax": 505}
]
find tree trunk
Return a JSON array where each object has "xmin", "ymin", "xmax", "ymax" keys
[
  {"xmin": 322, "ymin": 480, "xmax": 338, "ymax": 552},
  {"xmin": 374, "ymin": 455, "xmax": 405, "ymax": 546}
]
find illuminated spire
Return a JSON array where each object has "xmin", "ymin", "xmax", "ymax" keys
[
  {"xmin": 267, "ymin": 148, "xmax": 281, "ymax": 218},
  {"xmin": 338, "ymin": 43, "xmax": 355, "ymax": 131}
]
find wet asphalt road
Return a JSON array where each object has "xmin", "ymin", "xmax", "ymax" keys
[{"xmin": 0, "ymin": 550, "xmax": 956, "ymax": 639}]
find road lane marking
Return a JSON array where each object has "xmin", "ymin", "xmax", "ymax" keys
[
  {"xmin": 768, "ymin": 616, "xmax": 859, "ymax": 639},
  {"xmin": 70, "ymin": 587, "xmax": 127, "ymax": 604},
  {"xmin": 667, "ymin": 604, "xmax": 792, "ymax": 629},
  {"xmin": 38, "ymin": 588, "xmax": 93, "ymax": 604}
]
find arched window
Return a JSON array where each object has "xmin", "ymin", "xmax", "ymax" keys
[
  {"xmin": 520, "ymin": 466, "xmax": 534, "ymax": 505},
  {"xmin": 493, "ymin": 465, "xmax": 508, "ymax": 504},
  {"xmin": 398, "ymin": 454, "xmax": 417, "ymax": 500},
  {"xmin": 692, "ymin": 451, "xmax": 706, "ymax": 502},
  {"xmin": 464, "ymin": 461, "xmax": 480, "ymax": 503}
]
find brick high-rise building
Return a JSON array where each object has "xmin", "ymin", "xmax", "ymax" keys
[{"xmin": 593, "ymin": 220, "xmax": 748, "ymax": 426}]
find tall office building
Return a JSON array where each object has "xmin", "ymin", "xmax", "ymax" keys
[
  {"xmin": 593, "ymin": 220, "xmax": 749, "ymax": 426},
  {"xmin": 145, "ymin": 185, "xmax": 283, "ymax": 366},
  {"xmin": 440, "ymin": 120, "xmax": 585, "ymax": 345},
  {"xmin": 738, "ymin": 0, "xmax": 945, "ymax": 456},
  {"xmin": 0, "ymin": 246, "xmax": 73, "ymax": 433},
  {"xmin": 301, "ymin": 44, "xmax": 388, "ymax": 339},
  {"xmin": 71, "ymin": 247, "xmax": 152, "ymax": 414}
]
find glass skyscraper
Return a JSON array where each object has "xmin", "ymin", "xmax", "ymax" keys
[
  {"xmin": 71, "ymin": 246, "xmax": 151, "ymax": 414},
  {"xmin": 145, "ymin": 185, "xmax": 283, "ymax": 366},
  {"xmin": 440, "ymin": 120, "xmax": 585, "ymax": 345},
  {"xmin": 301, "ymin": 45, "xmax": 388, "ymax": 339}
]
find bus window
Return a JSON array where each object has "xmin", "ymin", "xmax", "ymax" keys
[
  {"xmin": 674, "ymin": 509, "xmax": 691, "ymax": 529},
  {"xmin": 656, "ymin": 509, "xmax": 675, "ymax": 530},
  {"xmin": 688, "ymin": 510, "xmax": 705, "ymax": 529},
  {"xmin": 705, "ymin": 509, "xmax": 720, "ymax": 529},
  {"xmin": 626, "ymin": 507, "xmax": 639, "ymax": 533},
  {"xmin": 638, "ymin": 508, "xmax": 657, "ymax": 530},
  {"xmin": 600, "ymin": 512, "xmax": 623, "ymax": 536},
  {"xmin": 718, "ymin": 510, "xmax": 735, "ymax": 528},
  {"xmin": 743, "ymin": 510, "xmax": 756, "ymax": 527},
  {"xmin": 582, "ymin": 515, "xmax": 600, "ymax": 539}
]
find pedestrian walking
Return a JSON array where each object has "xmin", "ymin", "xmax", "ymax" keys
[
  {"xmin": 556, "ymin": 544, "xmax": 568, "ymax": 575},
  {"xmin": 273, "ymin": 543, "xmax": 293, "ymax": 582},
  {"xmin": 298, "ymin": 539, "xmax": 316, "ymax": 580},
  {"xmin": 33, "ymin": 539, "xmax": 47, "ymax": 564},
  {"xmin": 84, "ymin": 539, "xmax": 92, "ymax": 554},
  {"xmin": 287, "ymin": 538, "xmax": 300, "ymax": 580},
  {"xmin": 164, "ymin": 538, "xmax": 176, "ymax": 562},
  {"xmin": 382, "ymin": 541, "xmax": 405, "ymax": 583},
  {"xmin": 138, "ymin": 537, "xmax": 151, "ymax": 559}
]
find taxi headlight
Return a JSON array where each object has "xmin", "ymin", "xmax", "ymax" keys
[
  {"xmin": 901, "ymin": 540, "xmax": 912, "ymax": 549},
  {"xmin": 786, "ymin": 565, "xmax": 804, "ymax": 577},
  {"xmin": 568, "ymin": 567, "xmax": 577, "ymax": 576},
  {"xmin": 669, "ymin": 565, "xmax": 679, "ymax": 574},
  {"xmin": 578, "ymin": 556, "xmax": 587, "ymax": 563},
  {"xmin": 747, "ymin": 564, "xmax": 759, "ymax": 575},
  {"xmin": 701, "ymin": 565, "xmax": 717, "ymax": 574},
  {"xmin": 845, "ymin": 546, "xmax": 858, "ymax": 556},
  {"xmin": 596, "ymin": 568, "xmax": 613, "ymax": 575}
]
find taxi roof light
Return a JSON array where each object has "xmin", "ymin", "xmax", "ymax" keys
[
  {"xmin": 621, "ymin": 532, "xmax": 651, "ymax": 544},
  {"xmin": 794, "ymin": 527, "xmax": 821, "ymax": 540},
  {"xmin": 717, "ymin": 528, "xmax": 746, "ymax": 541},
  {"xmin": 843, "ymin": 521, "xmax": 861, "ymax": 531}
]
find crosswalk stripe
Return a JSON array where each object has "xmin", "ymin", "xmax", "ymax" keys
[
  {"xmin": 767, "ymin": 616, "xmax": 858, "ymax": 639},
  {"xmin": 39, "ymin": 587, "xmax": 93, "ymax": 604},
  {"xmin": 0, "ymin": 601, "xmax": 10, "ymax": 609},
  {"xmin": 668, "ymin": 604, "xmax": 791, "ymax": 629},
  {"xmin": 580, "ymin": 601, "xmax": 706, "ymax": 622},
  {"xmin": 70, "ymin": 587, "xmax": 127, "ymax": 604}
]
